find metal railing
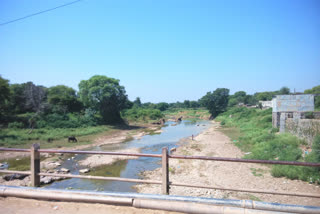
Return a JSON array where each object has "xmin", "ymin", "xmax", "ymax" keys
[{"xmin": 1, "ymin": 144, "xmax": 320, "ymax": 199}]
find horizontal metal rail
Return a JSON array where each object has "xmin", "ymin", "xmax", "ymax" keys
[
  {"xmin": 1, "ymin": 147, "xmax": 319, "ymax": 167},
  {"xmin": 0, "ymin": 170, "xmax": 31, "ymax": 175},
  {"xmin": 0, "ymin": 148, "xmax": 30, "ymax": 153},
  {"xmin": 38, "ymin": 172, "xmax": 162, "ymax": 184},
  {"xmin": 170, "ymin": 181, "xmax": 320, "ymax": 198},
  {"xmin": 38, "ymin": 149, "xmax": 162, "ymax": 158},
  {"xmin": 169, "ymin": 154, "xmax": 320, "ymax": 167}
]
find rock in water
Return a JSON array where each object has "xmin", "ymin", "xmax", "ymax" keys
[
  {"xmin": 59, "ymin": 168, "xmax": 70, "ymax": 173},
  {"xmin": 79, "ymin": 169, "xmax": 90, "ymax": 173}
]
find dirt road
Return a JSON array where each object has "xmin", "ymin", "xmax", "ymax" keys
[{"xmin": 136, "ymin": 121, "xmax": 320, "ymax": 207}]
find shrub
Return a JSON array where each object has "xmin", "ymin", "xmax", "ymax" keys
[
  {"xmin": 122, "ymin": 108, "xmax": 164, "ymax": 122},
  {"xmin": 8, "ymin": 122, "xmax": 25, "ymax": 129},
  {"xmin": 305, "ymin": 112, "xmax": 314, "ymax": 119}
]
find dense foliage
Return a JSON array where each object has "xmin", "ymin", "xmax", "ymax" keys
[
  {"xmin": 122, "ymin": 108, "xmax": 164, "ymax": 122},
  {"xmin": 78, "ymin": 75, "xmax": 129, "ymax": 124},
  {"xmin": 199, "ymin": 88, "xmax": 230, "ymax": 118}
]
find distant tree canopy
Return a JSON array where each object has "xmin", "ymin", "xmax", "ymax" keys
[
  {"xmin": 133, "ymin": 97, "xmax": 142, "ymax": 108},
  {"xmin": 78, "ymin": 75, "xmax": 129, "ymax": 124},
  {"xmin": 279, "ymin": 86, "xmax": 290, "ymax": 95},
  {"xmin": 2, "ymin": 72, "xmax": 319, "ymax": 129},
  {"xmin": 47, "ymin": 85, "xmax": 83, "ymax": 113},
  {"xmin": 199, "ymin": 88, "xmax": 229, "ymax": 118},
  {"xmin": 0, "ymin": 76, "xmax": 10, "ymax": 121},
  {"xmin": 305, "ymin": 85, "xmax": 320, "ymax": 109}
]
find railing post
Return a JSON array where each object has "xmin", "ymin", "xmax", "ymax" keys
[
  {"xmin": 161, "ymin": 147, "xmax": 169, "ymax": 195},
  {"xmin": 31, "ymin": 143, "xmax": 40, "ymax": 187}
]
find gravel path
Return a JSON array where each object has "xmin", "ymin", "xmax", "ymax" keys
[{"xmin": 136, "ymin": 121, "xmax": 320, "ymax": 207}]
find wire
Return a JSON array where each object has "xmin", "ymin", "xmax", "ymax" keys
[{"xmin": 0, "ymin": 0, "xmax": 82, "ymax": 27}]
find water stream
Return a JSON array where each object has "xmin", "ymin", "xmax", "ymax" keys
[{"xmin": 45, "ymin": 120, "xmax": 210, "ymax": 192}]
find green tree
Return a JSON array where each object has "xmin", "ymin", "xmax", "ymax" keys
[
  {"xmin": 9, "ymin": 83, "xmax": 27, "ymax": 114},
  {"xmin": 133, "ymin": 97, "xmax": 142, "ymax": 108},
  {"xmin": 234, "ymin": 91, "xmax": 246, "ymax": 103},
  {"xmin": 78, "ymin": 75, "xmax": 128, "ymax": 124},
  {"xmin": 183, "ymin": 100, "xmax": 190, "ymax": 108},
  {"xmin": 47, "ymin": 85, "xmax": 83, "ymax": 113},
  {"xmin": 244, "ymin": 95, "xmax": 258, "ymax": 106},
  {"xmin": 0, "ymin": 76, "xmax": 10, "ymax": 106},
  {"xmin": 0, "ymin": 76, "xmax": 10, "ymax": 122},
  {"xmin": 23, "ymin": 82, "xmax": 47, "ymax": 113},
  {"xmin": 190, "ymin": 101, "xmax": 200, "ymax": 108},
  {"xmin": 199, "ymin": 88, "xmax": 229, "ymax": 118},
  {"xmin": 304, "ymin": 85, "xmax": 320, "ymax": 109},
  {"xmin": 156, "ymin": 102, "xmax": 169, "ymax": 111},
  {"xmin": 279, "ymin": 86, "xmax": 290, "ymax": 95},
  {"xmin": 255, "ymin": 92, "xmax": 273, "ymax": 101}
]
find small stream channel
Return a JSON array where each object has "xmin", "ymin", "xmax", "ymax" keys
[{"xmin": 44, "ymin": 120, "xmax": 210, "ymax": 192}]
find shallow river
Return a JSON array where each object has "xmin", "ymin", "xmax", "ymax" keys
[{"xmin": 45, "ymin": 120, "xmax": 210, "ymax": 192}]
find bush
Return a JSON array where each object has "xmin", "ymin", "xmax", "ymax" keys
[
  {"xmin": 305, "ymin": 112, "xmax": 314, "ymax": 119},
  {"xmin": 122, "ymin": 108, "xmax": 164, "ymax": 122},
  {"xmin": 8, "ymin": 122, "xmax": 25, "ymax": 129},
  {"xmin": 271, "ymin": 135, "xmax": 320, "ymax": 183},
  {"xmin": 36, "ymin": 113, "xmax": 97, "ymax": 128}
]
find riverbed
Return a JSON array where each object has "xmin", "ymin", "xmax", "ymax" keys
[{"xmin": 44, "ymin": 120, "xmax": 210, "ymax": 192}]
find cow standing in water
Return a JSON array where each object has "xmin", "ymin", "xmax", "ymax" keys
[{"xmin": 68, "ymin": 136, "xmax": 78, "ymax": 142}]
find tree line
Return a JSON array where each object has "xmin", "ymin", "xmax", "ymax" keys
[{"xmin": 0, "ymin": 74, "xmax": 318, "ymax": 129}]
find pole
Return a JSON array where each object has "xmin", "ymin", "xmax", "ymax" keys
[
  {"xmin": 31, "ymin": 143, "xmax": 40, "ymax": 187},
  {"xmin": 162, "ymin": 147, "xmax": 169, "ymax": 195}
]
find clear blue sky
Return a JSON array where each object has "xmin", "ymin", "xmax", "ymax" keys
[{"xmin": 1, "ymin": 0, "xmax": 319, "ymax": 103}]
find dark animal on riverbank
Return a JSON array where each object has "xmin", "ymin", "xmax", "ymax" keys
[
  {"xmin": 152, "ymin": 118, "xmax": 166, "ymax": 125},
  {"xmin": 176, "ymin": 116, "xmax": 183, "ymax": 122},
  {"xmin": 68, "ymin": 136, "xmax": 77, "ymax": 142}
]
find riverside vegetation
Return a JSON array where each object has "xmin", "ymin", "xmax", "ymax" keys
[
  {"xmin": 216, "ymin": 107, "xmax": 320, "ymax": 184},
  {"xmin": 1, "ymin": 73, "xmax": 320, "ymax": 184}
]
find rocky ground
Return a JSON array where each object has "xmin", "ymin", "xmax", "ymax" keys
[{"xmin": 135, "ymin": 121, "xmax": 320, "ymax": 207}]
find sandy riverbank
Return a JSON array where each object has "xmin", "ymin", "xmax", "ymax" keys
[{"xmin": 135, "ymin": 121, "xmax": 320, "ymax": 207}]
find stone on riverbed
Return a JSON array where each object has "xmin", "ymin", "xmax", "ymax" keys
[
  {"xmin": 79, "ymin": 169, "xmax": 90, "ymax": 173},
  {"xmin": 2, "ymin": 174, "xmax": 28, "ymax": 181},
  {"xmin": 59, "ymin": 168, "xmax": 70, "ymax": 173}
]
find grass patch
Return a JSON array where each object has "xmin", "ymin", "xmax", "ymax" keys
[
  {"xmin": 0, "ymin": 125, "xmax": 117, "ymax": 149},
  {"xmin": 250, "ymin": 168, "xmax": 266, "ymax": 177},
  {"xmin": 164, "ymin": 108, "xmax": 210, "ymax": 120},
  {"xmin": 215, "ymin": 107, "xmax": 320, "ymax": 183}
]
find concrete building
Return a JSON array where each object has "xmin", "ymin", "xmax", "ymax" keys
[
  {"xmin": 259, "ymin": 101, "xmax": 272, "ymax": 109},
  {"xmin": 272, "ymin": 94, "xmax": 315, "ymax": 132}
]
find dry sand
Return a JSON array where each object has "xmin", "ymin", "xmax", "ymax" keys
[{"xmin": 79, "ymin": 147, "xmax": 141, "ymax": 168}]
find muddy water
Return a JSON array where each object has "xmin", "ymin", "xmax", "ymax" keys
[{"xmin": 45, "ymin": 120, "xmax": 210, "ymax": 192}]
